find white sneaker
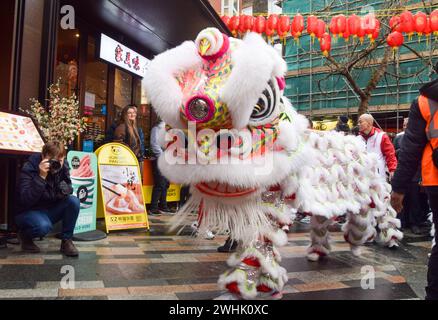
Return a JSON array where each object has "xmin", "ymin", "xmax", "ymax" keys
[
  {"xmin": 300, "ymin": 216, "xmax": 311, "ymax": 224},
  {"xmin": 388, "ymin": 239, "xmax": 399, "ymax": 249},
  {"xmin": 205, "ymin": 230, "xmax": 215, "ymax": 240},
  {"xmin": 190, "ymin": 221, "xmax": 199, "ymax": 232},
  {"xmin": 351, "ymin": 245, "xmax": 362, "ymax": 257},
  {"xmin": 307, "ymin": 252, "xmax": 321, "ymax": 262}
]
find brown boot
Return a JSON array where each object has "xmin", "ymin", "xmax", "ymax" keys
[
  {"xmin": 18, "ymin": 232, "xmax": 41, "ymax": 254},
  {"xmin": 60, "ymin": 239, "xmax": 79, "ymax": 257}
]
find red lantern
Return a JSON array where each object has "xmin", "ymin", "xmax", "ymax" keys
[
  {"xmin": 348, "ymin": 14, "xmax": 360, "ymax": 37},
  {"xmin": 387, "ymin": 31, "xmax": 404, "ymax": 50},
  {"xmin": 267, "ymin": 14, "xmax": 279, "ymax": 35},
  {"xmin": 291, "ymin": 14, "xmax": 305, "ymax": 39},
  {"xmin": 424, "ymin": 17, "xmax": 432, "ymax": 43},
  {"xmin": 336, "ymin": 14, "xmax": 347, "ymax": 37},
  {"xmin": 400, "ymin": 11, "xmax": 415, "ymax": 37},
  {"xmin": 431, "ymin": 10, "xmax": 438, "ymax": 35},
  {"xmin": 245, "ymin": 15, "xmax": 254, "ymax": 33},
  {"xmin": 414, "ymin": 12, "xmax": 428, "ymax": 36},
  {"xmin": 238, "ymin": 15, "xmax": 247, "ymax": 34},
  {"xmin": 221, "ymin": 15, "xmax": 230, "ymax": 27},
  {"xmin": 320, "ymin": 32, "xmax": 332, "ymax": 56},
  {"xmin": 343, "ymin": 20, "xmax": 351, "ymax": 41},
  {"xmin": 364, "ymin": 14, "xmax": 379, "ymax": 36},
  {"xmin": 363, "ymin": 14, "xmax": 373, "ymax": 34},
  {"xmin": 277, "ymin": 15, "xmax": 291, "ymax": 39},
  {"xmin": 329, "ymin": 16, "xmax": 339, "ymax": 37},
  {"xmin": 239, "ymin": 15, "xmax": 254, "ymax": 34},
  {"xmin": 265, "ymin": 21, "xmax": 275, "ymax": 39},
  {"xmin": 371, "ymin": 26, "xmax": 380, "ymax": 43},
  {"xmin": 253, "ymin": 16, "xmax": 266, "ymax": 34},
  {"xmin": 229, "ymin": 16, "xmax": 240, "ymax": 36},
  {"xmin": 390, "ymin": 16, "xmax": 403, "ymax": 32},
  {"xmin": 357, "ymin": 17, "xmax": 367, "ymax": 43},
  {"xmin": 315, "ymin": 19, "xmax": 326, "ymax": 39},
  {"xmin": 307, "ymin": 15, "xmax": 318, "ymax": 38}
]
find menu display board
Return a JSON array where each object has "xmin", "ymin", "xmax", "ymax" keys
[
  {"xmin": 67, "ymin": 151, "xmax": 98, "ymax": 235},
  {"xmin": 95, "ymin": 143, "xmax": 149, "ymax": 233},
  {"xmin": 0, "ymin": 112, "xmax": 45, "ymax": 155}
]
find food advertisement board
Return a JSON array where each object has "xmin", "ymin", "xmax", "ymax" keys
[
  {"xmin": 95, "ymin": 143, "xmax": 149, "ymax": 233},
  {"xmin": 0, "ymin": 112, "xmax": 45, "ymax": 155}
]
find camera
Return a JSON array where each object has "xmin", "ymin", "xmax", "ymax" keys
[{"xmin": 49, "ymin": 159, "xmax": 62, "ymax": 174}]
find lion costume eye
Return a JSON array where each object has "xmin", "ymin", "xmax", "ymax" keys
[{"xmin": 248, "ymin": 79, "xmax": 280, "ymax": 126}]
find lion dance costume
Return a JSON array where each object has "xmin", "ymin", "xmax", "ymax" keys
[{"xmin": 144, "ymin": 28, "xmax": 402, "ymax": 300}]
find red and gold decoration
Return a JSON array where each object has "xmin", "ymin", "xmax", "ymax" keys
[
  {"xmin": 277, "ymin": 15, "xmax": 291, "ymax": 43},
  {"xmin": 291, "ymin": 13, "xmax": 304, "ymax": 41},
  {"xmin": 319, "ymin": 32, "xmax": 332, "ymax": 57},
  {"xmin": 387, "ymin": 31, "xmax": 405, "ymax": 51},
  {"xmin": 221, "ymin": 8, "xmax": 438, "ymax": 57},
  {"xmin": 253, "ymin": 16, "xmax": 266, "ymax": 35}
]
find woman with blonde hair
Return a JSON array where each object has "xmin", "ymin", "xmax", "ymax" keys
[{"xmin": 114, "ymin": 105, "xmax": 145, "ymax": 174}]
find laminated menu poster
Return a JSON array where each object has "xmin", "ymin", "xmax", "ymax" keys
[
  {"xmin": 95, "ymin": 143, "xmax": 149, "ymax": 233},
  {"xmin": 67, "ymin": 152, "xmax": 98, "ymax": 234},
  {"xmin": 0, "ymin": 111, "xmax": 45, "ymax": 155}
]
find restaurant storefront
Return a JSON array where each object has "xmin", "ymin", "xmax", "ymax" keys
[
  {"xmin": 55, "ymin": 25, "xmax": 152, "ymax": 152},
  {"xmin": 0, "ymin": 0, "xmax": 228, "ymax": 233}
]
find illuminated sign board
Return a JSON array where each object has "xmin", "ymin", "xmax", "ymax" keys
[{"xmin": 99, "ymin": 34, "xmax": 150, "ymax": 78}]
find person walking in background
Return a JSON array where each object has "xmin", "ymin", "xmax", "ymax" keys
[
  {"xmin": 149, "ymin": 118, "xmax": 172, "ymax": 215},
  {"xmin": 113, "ymin": 105, "xmax": 145, "ymax": 176},
  {"xmin": 358, "ymin": 114, "xmax": 397, "ymax": 180},
  {"xmin": 391, "ymin": 63, "xmax": 438, "ymax": 300},
  {"xmin": 393, "ymin": 117, "xmax": 429, "ymax": 234},
  {"xmin": 307, "ymin": 117, "xmax": 314, "ymax": 129},
  {"xmin": 335, "ymin": 115, "xmax": 350, "ymax": 134},
  {"xmin": 394, "ymin": 118, "xmax": 409, "ymax": 156}
]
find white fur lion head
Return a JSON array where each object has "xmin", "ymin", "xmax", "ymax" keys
[{"xmin": 144, "ymin": 28, "xmax": 308, "ymax": 199}]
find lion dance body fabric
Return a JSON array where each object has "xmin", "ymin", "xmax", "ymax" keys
[{"xmin": 144, "ymin": 28, "xmax": 402, "ymax": 300}]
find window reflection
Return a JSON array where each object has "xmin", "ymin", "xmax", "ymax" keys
[{"xmin": 55, "ymin": 29, "xmax": 79, "ymax": 97}]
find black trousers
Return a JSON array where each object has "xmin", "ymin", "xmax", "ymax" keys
[
  {"xmin": 400, "ymin": 182, "xmax": 430, "ymax": 227},
  {"xmin": 426, "ymin": 187, "xmax": 438, "ymax": 300},
  {"xmin": 179, "ymin": 185, "xmax": 191, "ymax": 208},
  {"xmin": 150, "ymin": 159, "xmax": 170, "ymax": 210}
]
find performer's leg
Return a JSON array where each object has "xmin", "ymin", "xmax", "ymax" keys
[
  {"xmin": 307, "ymin": 215, "xmax": 332, "ymax": 262},
  {"xmin": 343, "ymin": 210, "xmax": 376, "ymax": 256}
]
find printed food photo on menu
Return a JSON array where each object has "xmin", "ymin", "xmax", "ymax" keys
[
  {"xmin": 70, "ymin": 155, "xmax": 96, "ymax": 210},
  {"xmin": 0, "ymin": 112, "xmax": 44, "ymax": 152},
  {"xmin": 99, "ymin": 165, "xmax": 145, "ymax": 215}
]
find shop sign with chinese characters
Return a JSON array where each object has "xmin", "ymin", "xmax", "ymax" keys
[{"xmin": 99, "ymin": 34, "xmax": 150, "ymax": 78}]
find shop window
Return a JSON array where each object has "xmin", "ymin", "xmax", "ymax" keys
[
  {"xmin": 221, "ymin": 0, "xmax": 239, "ymax": 16},
  {"xmin": 133, "ymin": 77, "xmax": 152, "ymax": 150},
  {"xmin": 54, "ymin": 28, "xmax": 79, "ymax": 97},
  {"xmin": 114, "ymin": 69, "xmax": 133, "ymax": 116},
  {"xmin": 82, "ymin": 36, "xmax": 108, "ymax": 151}
]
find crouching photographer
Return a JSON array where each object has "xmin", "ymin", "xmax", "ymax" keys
[{"xmin": 15, "ymin": 141, "xmax": 80, "ymax": 257}]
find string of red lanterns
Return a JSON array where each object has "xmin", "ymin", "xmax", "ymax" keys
[{"xmin": 221, "ymin": 9, "xmax": 438, "ymax": 56}]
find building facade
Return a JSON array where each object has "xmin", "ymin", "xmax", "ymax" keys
[{"xmin": 283, "ymin": 0, "xmax": 438, "ymax": 131}]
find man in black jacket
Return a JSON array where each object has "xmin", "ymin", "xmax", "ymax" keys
[
  {"xmin": 391, "ymin": 63, "xmax": 438, "ymax": 300},
  {"xmin": 15, "ymin": 141, "xmax": 80, "ymax": 257}
]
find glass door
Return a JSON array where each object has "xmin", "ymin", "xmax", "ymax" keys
[{"xmin": 82, "ymin": 35, "xmax": 109, "ymax": 151}]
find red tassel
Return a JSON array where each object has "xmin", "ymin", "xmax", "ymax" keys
[{"xmin": 226, "ymin": 282, "xmax": 240, "ymax": 295}]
